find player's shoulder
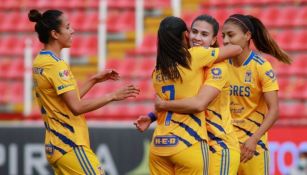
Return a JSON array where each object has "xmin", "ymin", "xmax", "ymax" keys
[
  {"xmin": 250, "ymin": 52, "xmax": 266, "ymax": 65},
  {"xmin": 38, "ymin": 51, "xmax": 64, "ymax": 64},
  {"xmin": 209, "ymin": 61, "xmax": 228, "ymax": 71},
  {"xmin": 189, "ymin": 46, "xmax": 216, "ymax": 55}
]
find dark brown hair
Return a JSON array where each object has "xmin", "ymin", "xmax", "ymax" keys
[
  {"xmin": 156, "ymin": 16, "xmax": 191, "ymax": 82},
  {"xmin": 225, "ymin": 14, "xmax": 291, "ymax": 64},
  {"xmin": 28, "ymin": 9, "xmax": 63, "ymax": 44}
]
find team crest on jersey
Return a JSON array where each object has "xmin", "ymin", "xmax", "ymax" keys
[
  {"xmin": 97, "ymin": 166, "xmax": 105, "ymax": 175},
  {"xmin": 45, "ymin": 144, "xmax": 54, "ymax": 155},
  {"xmin": 265, "ymin": 69, "xmax": 276, "ymax": 81},
  {"xmin": 59, "ymin": 70, "xmax": 70, "ymax": 80},
  {"xmin": 244, "ymin": 70, "xmax": 252, "ymax": 83},
  {"xmin": 211, "ymin": 68, "xmax": 222, "ymax": 79}
]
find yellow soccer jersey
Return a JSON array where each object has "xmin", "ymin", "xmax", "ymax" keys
[
  {"xmin": 203, "ymin": 62, "xmax": 240, "ymax": 153},
  {"xmin": 151, "ymin": 47, "xmax": 219, "ymax": 156},
  {"xmin": 33, "ymin": 51, "xmax": 90, "ymax": 164},
  {"xmin": 228, "ymin": 51, "xmax": 279, "ymax": 154}
]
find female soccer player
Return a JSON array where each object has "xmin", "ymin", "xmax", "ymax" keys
[
  {"xmin": 141, "ymin": 16, "xmax": 242, "ymax": 175},
  {"xmin": 222, "ymin": 14, "xmax": 291, "ymax": 175},
  {"xmin": 29, "ymin": 9, "xmax": 139, "ymax": 174},
  {"xmin": 136, "ymin": 15, "xmax": 241, "ymax": 175}
]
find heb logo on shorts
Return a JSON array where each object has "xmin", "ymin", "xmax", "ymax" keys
[
  {"xmin": 154, "ymin": 135, "xmax": 178, "ymax": 147},
  {"xmin": 59, "ymin": 70, "xmax": 70, "ymax": 80}
]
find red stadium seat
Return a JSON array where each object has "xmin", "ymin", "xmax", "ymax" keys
[
  {"xmin": 291, "ymin": 78, "xmax": 307, "ymax": 100},
  {"xmin": 261, "ymin": 7, "xmax": 281, "ymax": 28},
  {"xmin": 0, "ymin": 36, "xmax": 24, "ymax": 56},
  {"xmin": 132, "ymin": 79, "xmax": 154, "ymax": 101},
  {"xmin": 295, "ymin": 6, "xmax": 307, "ymax": 27},
  {"xmin": 182, "ymin": 12, "xmax": 200, "ymax": 28},
  {"xmin": 291, "ymin": 30, "xmax": 307, "ymax": 51},
  {"xmin": 108, "ymin": 0, "xmax": 135, "ymax": 9},
  {"xmin": 128, "ymin": 34, "xmax": 157, "ymax": 56},
  {"xmin": 1, "ymin": 11, "xmax": 19, "ymax": 32},
  {"xmin": 278, "ymin": 6, "xmax": 299, "ymax": 27},
  {"xmin": 277, "ymin": 78, "xmax": 290, "ymax": 99},
  {"xmin": 5, "ymin": 81, "xmax": 23, "ymax": 104},
  {"xmin": 138, "ymin": 58, "xmax": 155, "ymax": 77},
  {"xmin": 279, "ymin": 102, "xmax": 306, "ymax": 118},
  {"xmin": 69, "ymin": 11, "xmax": 98, "ymax": 32},
  {"xmin": 107, "ymin": 10, "xmax": 135, "ymax": 32},
  {"xmin": 0, "ymin": 81, "xmax": 7, "ymax": 103},
  {"xmin": 0, "ymin": 0, "xmax": 19, "ymax": 9},
  {"xmin": 106, "ymin": 59, "xmax": 122, "ymax": 70},
  {"xmin": 0, "ymin": 59, "xmax": 11, "ymax": 79},
  {"xmin": 6, "ymin": 59, "xmax": 24, "ymax": 79},
  {"xmin": 289, "ymin": 54, "xmax": 307, "ymax": 75},
  {"xmin": 276, "ymin": 30, "xmax": 293, "ymax": 51},
  {"xmin": 144, "ymin": 0, "xmax": 171, "ymax": 9},
  {"xmin": 71, "ymin": 35, "xmax": 97, "ymax": 56}
]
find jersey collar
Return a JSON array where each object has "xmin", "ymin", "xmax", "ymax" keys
[
  {"xmin": 39, "ymin": 50, "xmax": 62, "ymax": 61},
  {"xmin": 242, "ymin": 51, "xmax": 255, "ymax": 66}
]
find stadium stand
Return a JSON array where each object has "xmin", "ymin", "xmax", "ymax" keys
[{"xmin": 0, "ymin": 0, "xmax": 306, "ymax": 125}]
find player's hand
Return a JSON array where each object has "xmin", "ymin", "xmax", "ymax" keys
[
  {"xmin": 154, "ymin": 95, "xmax": 165, "ymax": 112},
  {"xmin": 240, "ymin": 137, "xmax": 257, "ymax": 163},
  {"xmin": 92, "ymin": 69, "xmax": 120, "ymax": 83},
  {"xmin": 134, "ymin": 115, "xmax": 152, "ymax": 132},
  {"xmin": 111, "ymin": 84, "xmax": 140, "ymax": 101}
]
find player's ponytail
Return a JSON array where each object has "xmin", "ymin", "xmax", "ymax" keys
[
  {"xmin": 225, "ymin": 14, "xmax": 291, "ymax": 64},
  {"xmin": 246, "ymin": 15, "xmax": 292, "ymax": 64}
]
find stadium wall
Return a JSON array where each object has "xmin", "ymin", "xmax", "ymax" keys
[{"xmin": 0, "ymin": 124, "xmax": 306, "ymax": 175}]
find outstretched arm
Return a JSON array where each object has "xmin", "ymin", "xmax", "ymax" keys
[
  {"xmin": 155, "ymin": 85, "xmax": 220, "ymax": 114},
  {"xmin": 62, "ymin": 84, "xmax": 140, "ymax": 116},
  {"xmin": 79, "ymin": 69, "xmax": 120, "ymax": 98},
  {"xmin": 214, "ymin": 44, "xmax": 242, "ymax": 63}
]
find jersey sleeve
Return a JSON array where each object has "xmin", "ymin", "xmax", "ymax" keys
[
  {"xmin": 204, "ymin": 63, "xmax": 228, "ymax": 91},
  {"xmin": 189, "ymin": 47, "xmax": 220, "ymax": 68},
  {"xmin": 45, "ymin": 61, "xmax": 76, "ymax": 95},
  {"xmin": 258, "ymin": 61, "xmax": 279, "ymax": 92}
]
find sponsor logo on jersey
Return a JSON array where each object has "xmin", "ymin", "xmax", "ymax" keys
[
  {"xmin": 211, "ymin": 67, "xmax": 222, "ymax": 79},
  {"xmin": 265, "ymin": 69, "xmax": 276, "ymax": 81},
  {"xmin": 154, "ymin": 135, "xmax": 178, "ymax": 147},
  {"xmin": 33, "ymin": 67, "xmax": 44, "ymax": 75},
  {"xmin": 57, "ymin": 84, "xmax": 73, "ymax": 90},
  {"xmin": 59, "ymin": 70, "xmax": 70, "ymax": 80}
]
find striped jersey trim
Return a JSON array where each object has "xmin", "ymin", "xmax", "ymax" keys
[
  {"xmin": 201, "ymin": 141, "xmax": 209, "ymax": 175},
  {"xmin": 39, "ymin": 50, "xmax": 61, "ymax": 62},
  {"xmin": 220, "ymin": 149, "xmax": 230, "ymax": 175},
  {"xmin": 74, "ymin": 147, "xmax": 96, "ymax": 175}
]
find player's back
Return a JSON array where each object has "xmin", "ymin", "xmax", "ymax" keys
[{"xmin": 151, "ymin": 47, "xmax": 219, "ymax": 156}]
